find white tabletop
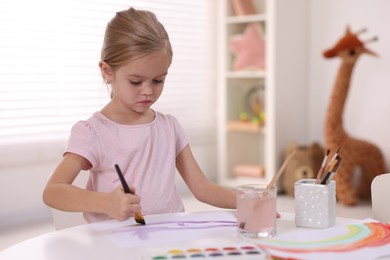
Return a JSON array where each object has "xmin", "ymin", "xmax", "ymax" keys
[{"xmin": 1, "ymin": 211, "xmax": 389, "ymax": 260}]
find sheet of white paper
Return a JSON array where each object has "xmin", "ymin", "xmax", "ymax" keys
[
  {"xmin": 89, "ymin": 212, "xmax": 390, "ymax": 259},
  {"xmin": 90, "ymin": 211, "xmax": 237, "ymax": 248}
]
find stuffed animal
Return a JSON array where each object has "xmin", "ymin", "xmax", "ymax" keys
[
  {"xmin": 282, "ymin": 142, "xmax": 324, "ymax": 196},
  {"xmin": 323, "ymin": 26, "xmax": 386, "ymax": 205}
]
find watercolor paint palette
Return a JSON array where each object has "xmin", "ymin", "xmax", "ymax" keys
[{"xmin": 147, "ymin": 244, "xmax": 269, "ymax": 259}]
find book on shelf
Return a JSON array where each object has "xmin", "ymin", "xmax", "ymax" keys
[
  {"xmin": 234, "ymin": 164, "xmax": 264, "ymax": 178},
  {"xmin": 230, "ymin": 0, "xmax": 256, "ymax": 16}
]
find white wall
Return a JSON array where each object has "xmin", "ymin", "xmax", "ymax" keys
[{"xmin": 308, "ymin": 0, "xmax": 390, "ymax": 170}]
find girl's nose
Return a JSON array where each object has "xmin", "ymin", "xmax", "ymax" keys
[{"xmin": 141, "ymin": 83, "xmax": 153, "ymax": 96}]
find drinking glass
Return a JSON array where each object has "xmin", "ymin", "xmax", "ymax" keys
[{"xmin": 236, "ymin": 184, "xmax": 277, "ymax": 238}]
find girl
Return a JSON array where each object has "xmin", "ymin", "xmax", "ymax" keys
[{"xmin": 43, "ymin": 7, "xmax": 236, "ymax": 223}]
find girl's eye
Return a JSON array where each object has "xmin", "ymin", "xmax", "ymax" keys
[
  {"xmin": 153, "ymin": 79, "xmax": 164, "ymax": 84},
  {"xmin": 130, "ymin": 81, "xmax": 141, "ymax": 86}
]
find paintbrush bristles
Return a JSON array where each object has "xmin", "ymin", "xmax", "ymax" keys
[
  {"xmin": 134, "ymin": 212, "xmax": 146, "ymax": 225},
  {"xmin": 316, "ymin": 149, "xmax": 330, "ymax": 184}
]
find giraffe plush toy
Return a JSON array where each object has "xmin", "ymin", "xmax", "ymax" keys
[{"xmin": 323, "ymin": 26, "xmax": 386, "ymax": 205}]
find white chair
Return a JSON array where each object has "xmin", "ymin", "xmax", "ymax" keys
[
  {"xmin": 50, "ymin": 171, "xmax": 89, "ymax": 230},
  {"xmin": 371, "ymin": 173, "xmax": 390, "ymax": 223}
]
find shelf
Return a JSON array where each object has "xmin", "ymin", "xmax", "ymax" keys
[
  {"xmin": 226, "ymin": 14, "xmax": 266, "ymax": 24},
  {"xmin": 227, "ymin": 121, "xmax": 264, "ymax": 133},
  {"xmin": 218, "ymin": 0, "xmax": 309, "ymax": 193},
  {"xmin": 226, "ymin": 70, "xmax": 266, "ymax": 79}
]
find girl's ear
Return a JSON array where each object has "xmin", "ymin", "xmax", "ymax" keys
[{"xmin": 99, "ymin": 61, "xmax": 112, "ymax": 81}]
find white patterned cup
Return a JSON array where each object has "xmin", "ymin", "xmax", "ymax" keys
[{"xmin": 294, "ymin": 179, "xmax": 336, "ymax": 228}]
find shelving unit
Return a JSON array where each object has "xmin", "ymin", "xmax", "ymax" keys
[{"xmin": 217, "ymin": 0, "xmax": 309, "ymax": 189}]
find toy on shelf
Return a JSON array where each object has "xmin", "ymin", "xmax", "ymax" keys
[
  {"xmin": 239, "ymin": 111, "xmax": 250, "ymax": 122},
  {"xmin": 230, "ymin": 23, "xmax": 266, "ymax": 71},
  {"xmin": 238, "ymin": 85, "xmax": 265, "ymax": 127},
  {"xmin": 247, "ymin": 85, "xmax": 265, "ymax": 126}
]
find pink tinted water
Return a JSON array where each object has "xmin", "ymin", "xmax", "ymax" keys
[{"xmin": 237, "ymin": 191, "xmax": 276, "ymax": 236}]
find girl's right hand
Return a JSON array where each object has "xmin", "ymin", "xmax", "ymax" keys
[{"xmin": 106, "ymin": 185, "xmax": 142, "ymax": 221}]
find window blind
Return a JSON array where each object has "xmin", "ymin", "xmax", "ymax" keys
[{"xmin": 0, "ymin": 0, "xmax": 216, "ymax": 161}]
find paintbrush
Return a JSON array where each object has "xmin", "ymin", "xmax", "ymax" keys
[
  {"xmin": 264, "ymin": 149, "xmax": 297, "ymax": 195},
  {"xmin": 325, "ymin": 147, "xmax": 341, "ymax": 172},
  {"xmin": 321, "ymin": 155, "xmax": 342, "ymax": 185},
  {"xmin": 316, "ymin": 149, "xmax": 330, "ymax": 184},
  {"xmin": 319, "ymin": 146, "xmax": 341, "ymax": 184},
  {"xmin": 114, "ymin": 164, "xmax": 146, "ymax": 225}
]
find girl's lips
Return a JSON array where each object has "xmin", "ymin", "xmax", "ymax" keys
[{"xmin": 139, "ymin": 100, "xmax": 153, "ymax": 106}]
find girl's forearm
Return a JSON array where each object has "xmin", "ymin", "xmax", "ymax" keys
[
  {"xmin": 43, "ymin": 183, "xmax": 109, "ymax": 214},
  {"xmin": 195, "ymin": 181, "xmax": 236, "ymax": 209}
]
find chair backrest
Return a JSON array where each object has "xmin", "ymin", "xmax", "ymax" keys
[
  {"xmin": 371, "ymin": 173, "xmax": 390, "ymax": 223},
  {"xmin": 51, "ymin": 209, "xmax": 87, "ymax": 230},
  {"xmin": 51, "ymin": 171, "xmax": 89, "ymax": 230}
]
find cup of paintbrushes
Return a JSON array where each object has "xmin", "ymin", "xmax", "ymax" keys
[
  {"xmin": 294, "ymin": 148, "xmax": 341, "ymax": 228},
  {"xmin": 294, "ymin": 179, "xmax": 336, "ymax": 228}
]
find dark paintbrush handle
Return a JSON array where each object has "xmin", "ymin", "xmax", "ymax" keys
[{"xmin": 115, "ymin": 164, "xmax": 132, "ymax": 194}]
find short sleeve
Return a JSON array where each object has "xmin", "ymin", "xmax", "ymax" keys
[
  {"xmin": 66, "ymin": 121, "xmax": 101, "ymax": 169},
  {"xmin": 166, "ymin": 115, "xmax": 189, "ymax": 156}
]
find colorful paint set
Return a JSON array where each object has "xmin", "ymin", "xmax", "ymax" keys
[{"xmin": 148, "ymin": 244, "xmax": 269, "ymax": 259}]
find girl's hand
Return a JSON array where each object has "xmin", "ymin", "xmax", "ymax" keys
[
  {"xmin": 277, "ymin": 212, "xmax": 281, "ymax": 218},
  {"xmin": 106, "ymin": 185, "xmax": 142, "ymax": 221}
]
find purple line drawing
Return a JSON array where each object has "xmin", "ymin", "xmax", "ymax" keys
[{"xmin": 114, "ymin": 220, "xmax": 237, "ymax": 240}]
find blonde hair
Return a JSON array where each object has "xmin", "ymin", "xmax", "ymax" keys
[{"xmin": 101, "ymin": 7, "xmax": 173, "ymax": 71}]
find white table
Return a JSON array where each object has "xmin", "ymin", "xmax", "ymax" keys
[{"xmin": 1, "ymin": 211, "xmax": 389, "ymax": 260}]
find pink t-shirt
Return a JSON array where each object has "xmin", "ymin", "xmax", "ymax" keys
[{"xmin": 66, "ymin": 111, "xmax": 189, "ymax": 222}]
